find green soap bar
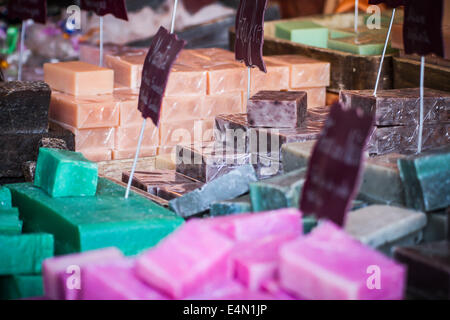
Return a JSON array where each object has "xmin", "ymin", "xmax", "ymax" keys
[
  {"xmin": 329, "ymin": 29, "xmax": 354, "ymax": 39},
  {"xmin": 0, "ymin": 275, "xmax": 43, "ymax": 300},
  {"xmin": 210, "ymin": 195, "xmax": 252, "ymax": 216},
  {"xmin": 0, "ymin": 233, "xmax": 54, "ymax": 275},
  {"xmin": 328, "ymin": 32, "xmax": 395, "ymax": 55},
  {"xmin": 303, "ymin": 216, "xmax": 317, "ymax": 234},
  {"xmin": 34, "ymin": 148, "xmax": 98, "ymax": 198},
  {"xmin": 7, "ymin": 178, "xmax": 184, "ymax": 255},
  {"xmin": 275, "ymin": 20, "xmax": 328, "ymax": 48},
  {"xmin": 398, "ymin": 147, "xmax": 450, "ymax": 212},
  {"xmin": 250, "ymin": 168, "xmax": 306, "ymax": 212},
  {"xmin": 0, "ymin": 214, "xmax": 22, "ymax": 235},
  {"xmin": 0, "ymin": 187, "xmax": 12, "ymax": 208},
  {"xmin": 0, "ymin": 207, "xmax": 20, "ymax": 218}
]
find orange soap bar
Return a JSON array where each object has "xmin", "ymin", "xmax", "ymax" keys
[
  {"xmin": 161, "ymin": 96, "xmax": 204, "ymax": 122},
  {"xmin": 113, "ymin": 88, "xmax": 141, "ymax": 126},
  {"xmin": 49, "ymin": 91, "xmax": 119, "ymax": 129},
  {"xmin": 165, "ymin": 65, "xmax": 207, "ymax": 97},
  {"xmin": 78, "ymin": 148, "xmax": 112, "ymax": 162},
  {"xmin": 159, "ymin": 120, "xmax": 212, "ymax": 147},
  {"xmin": 44, "ymin": 61, "xmax": 114, "ymax": 96},
  {"xmin": 251, "ymin": 59, "xmax": 290, "ymax": 92},
  {"xmin": 304, "ymin": 87, "xmax": 326, "ymax": 108},
  {"xmin": 115, "ymin": 123, "xmax": 159, "ymax": 150},
  {"xmin": 112, "ymin": 147, "xmax": 157, "ymax": 160},
  {"xmin": 203, "ymin": 93, "xmax": 243, "ymax": 119},
  {"xmin": 104, "ymin": 49, "xmax": 147, "ymax": 88}
]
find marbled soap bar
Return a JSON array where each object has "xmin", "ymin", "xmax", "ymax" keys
[
  {"xmin": 44, "ymin": 61, "xmax": 114, "ymax": 96},
  {"xmin": 104, "ymin": 49, "xmax": 147, "ymax": 88},
  {"xmin": 0, "ymin": 233, "xmax": 54, "ymax": 275},
  {"xmin": 275, "ymin": 21, "xmax": 329, "ymax": 48},
  {"xmin": 398, "ymin": 146, "xmax": 450, "ymax": 212},
  {"xmin": 344, "ymin": 205, "xmax": 427, "ymax": 255},
  {"xmin": 280, "ymin": 222, "xmax": 406, "ymax": 300},
  {"xmin": 7, "ymin": 178, "xmax": 184, "ymax": 255},
  {"xmin": 210, "ymin": 194, "xmax": 252, "ymax": 216},
  {"xmin": 169, "ymin": 165, "xmax": 257, "ymax": 217},
  {"xmin": 214, "ymin": 113, "xmax": 251, "ymax": 153},
  {"xmin": 340, "ymin": 88, "xmax": 450, "ymax": 126},
  {"xmin": 0, "ymin": 275, "xmax": 43, "ymax": 300},
  {"xmin": 247, "ymin": 91, "xmax": 307, "ymax": 128},
  {"xmin": 250, "ymin": 168, "xmax": 306, "ymax": 212},
  {"xmin": 394, "ymin": 241, "xmax": 450, "ymax": 299},
  {"xmin": 0, "ymin": 81, "xmax": 50, "ymax": 134},
  {"xmin": 0, "ymin": 187, "xmax": 12, "ymax": 208}
]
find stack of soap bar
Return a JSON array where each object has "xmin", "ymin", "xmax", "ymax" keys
[
  {"xmin": 328, "ymin": 31, "xmax": 394, "ymax": 55},
  {"xmin": 0, "ymin": 187, "xmax": 12, "ymax": 208},
  {"xmin": 275, "ymin": 20, "xmax": 329, "ymax": 48},
  {"xmin": 394, "ymin": 241, "xmax": 450, "ymax": 299},
  {"xmin": 247, "ymin": 91, "xmax": 307, "ymax": 128},
  {"xmin": 0, "ymin": 207, "xmax": 22, "ymax": 235},
  {"xmin": 169, "ymin": 165, "xmax": 257, "ymax": 217},
  {"xmin": 104, "ymin": 49, "xmax": 147, "ymax": 88},
  {"xmin": 210, "ymin": 194, "xmax": 252, "ymax": 216},
  {"xmin": 7, "ymin": 178, "xmax": 184, "ymax": 255},
  {"xmin": 398, "ymin": 146, "xmax": 450, "ymax": 212},
  {"xmin": 250, "ymin": 59, "xmax": 290, "ymax": 93},
  {"xmin": 250, "ymin": 168, "xmax": 306, "ymax": 212},
  {"xmin": 34, "ymin": 148, "xmax": 98, "ymax": 197},
  {"xmin": 344, "ymin": 205, "xmax": 427, "ymax": 255},
  {"xmin": 279, "ymin": 222, "xmax": 406, "ymax": 299},
  {"xmin": 0, "ymin": 275, "xmax": 43, "ymax": 300}
]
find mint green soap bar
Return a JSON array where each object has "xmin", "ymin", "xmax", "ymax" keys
[
  {"xmin": 0, "ymin": 275, "xmax": 43, "ymax": 300},
  {"xmin": 0, "ymin": 233, "xmax": 54, "ymax": 275},
  {"xmin": 328, "ymin": 32, "xmax": 395, "ymax": 55},
  {"xmin": 34, "ymin": 148, "xmax": 98, "ymax": 198},
  {"xmin": 210, "ymin": 195, "xmax": 252, "ymax": 216},
  {"xmin": 0, "ymin": 214, "xmax": 22, "ymax": 235},
  {"xmin": 329, "ymin": 29, "xmax": 354, "ymax": 39},
  {"xmin": 275, "ymin": 21, "xmax": 328, "ymax": 48},
  {"xmin": 398, "ymin": 147, "xmax": 450, "ymax": 212},
  {"xmin": 250, "ymin": 168, "xmax": 306, "ymax": 212},
  {"xmin": 8, "ymin": 178, "xmax": 184, "ymax": 255},
  {"xmin": 0, "ymin": 187, "xmax": 12, "ymax": 208}
]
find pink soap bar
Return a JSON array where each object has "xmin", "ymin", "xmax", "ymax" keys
[
  {"xmin": 79, "ymin": 148, "xmax": 112, "ymax": 162},
  {"xmin": 279, "ymin": 222, "xmax": 406, "ymax": 300},
  {"xmin": 184, "ymin": 279, "xmax": 245, "ymax": 300},
  {"xmin": 112, "ymin": 147, "xmax": 157, "ymax": 160},
  {"xmin": 165, "ymin": 64, "xmax": 207, "ymax": 97},
  {"xmin": 113, "ymin": 88, "xmax": 141, "ymax": 126},
  {"xmin": 42, "ymin": 247, "xmax": 123, "ymax": 300},
  {"xmin": 80, "ymin": 259, "xmax": 168, "ymax": 300},
  {"xmin": 104, "ymin": 49, "xmax": 147, "ymax": 88},
  {"xmin": 161, "ymin": 95, "xmax": 204, "ymax": 122},
  {"xmin": 261, "ymin": 279, "xmax": 297, "ymax": 300},
  {"xmin": 251, "ymin": 59, "xmax": 290, "ymax": 92},
  {"xmin": 159, "ymin": 120, "xmax": 213, "ymax": 147},
  {"xmin": 115, "ymin": 122, "xmax": 158, "ymax": 150},
  {"xmin": 79, "ymin": 44, "xmax": 141, "ymax": 66},
  {"xmin": 49, "ymin": 91, "xmax": 119, "ymax": 129},
  {"xmin": 136, "ymin": 222, "xmax": 234, "ymax": 299},
  {"xmin": 203, "ymin": 93, "xmax": 243, "ymax": 120}
]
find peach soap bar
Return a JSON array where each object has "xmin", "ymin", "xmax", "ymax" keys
[
  {"xmin": 251, "ymin": 60, "xmax": 289, "ymax": 92},
  {"xmin": 113, "ymin": 89, "xmax": 141, "ymax": 126},
  {"xmin": 104, "ymin": 50, "xmax": 147, "ymax": 88},
  {"xmin": 44, "ymin": 61, "xmax": 114, "ymax": 96}
]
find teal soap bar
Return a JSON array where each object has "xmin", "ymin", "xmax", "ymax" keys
[
  {"xmin": 303, "ymin": 216, "xmax": 317, "ymax": 234},
  {"xmin": 275, "ymin": 20, "xmax": 328, "ymax": 48},
  {"xmin": 0, "ymin": 207, "xmax": 19, "ymax": 218},
  {"xmin": 7, "ymin": 178, "xmax": 184, "ymax": 255},
  {"xmin": 0, "ymin": 275, "xmax": 43, "ymax": 300},
  {"xmin": 0, "ymin": 187, "xmax": 12, "ymax": 208},
  {"xmin": 250, "ymin": 168, "xmax": 306, "ymax": 212},
  {"xmin": 0, "ymin": 212, "xmax": 23, "ymax": 235},
  {"xmin": 210, "ymin": 195, "xmax": 252, "ymax": 216},
  {"xmin": 34, "ymin": 148, "xmax": 98, "ymax": 198},
  {"xmin": 0, "ymin": 233, "xmax": 54, "ymax": 275},
  {"xmin": 398, "ymin": 147, "xmax": 450, "ymax": 212}
]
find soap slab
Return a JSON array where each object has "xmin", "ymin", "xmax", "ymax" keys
[
  {"xmin": 161, "ymin": 95, "xmax": 203, "ymax": 121},
  {"xmin": 0, "ymin": 210, "xmax": 23, "ymax": 235},
  {"xmin": 281, "ymin": 141, "xmax": 316, "ymax": 173},
  {"xmin": 280, "ymin": 222, "xmax": 406, "ymax": 300},
  {"xmin": 159, "ymin": 119, "xmax": 212, "ymax": 147},
  {"xmin": 7, "ymin": 178, "xmax": 184, "ymax": 255},
  {"xmin": 247, "ymin": 91, "xmax": 307, "ymax": 128},
  {"xmin": 203, "ymin": 93, "xmax": 243, "ymax": 120},
  {"xmin": 275, "ymin": 20, "xmax": 328, "ymax": 48},
  {"xmin": 328, "ymin": 31, "xmax": 392, "ymax": 55},
  {"xmin": 136, "ymin": 222, "xmax": 234, "ymax": 299},
  {"xmin": 0, "ymin": 81, "xmax": 50, "ymax": 134},
  {"xmin": 250, "ymin": 168, "xmax": 306, "ymax": 212},
  {"xmin": 169, "ymin": 165, "xmax": 257, "ymax": 217},
  {"xmin": 398, "ymin": 146, "xmax": 450, "ymax": 212},
  {"xmin": 44, "ymin": 61, "xmax": 114, "ymax": 96},
  {"xmin": 166, "ymin": 64, "xmax": 207, "ymax": 97},
  {"xmin": 340, "ymin": 88, "xmax": 450, "ymax": 126},
  {"xmin": 115, "ymin": 122, "xmax": 159, "ymax": 150},
  {"xmin": 113, "ymin": 88, "xmax": 140, "ymax": 126},
  {"xmin": 0, "ymin": 233, "xmax": 54, "ymax": 275},
  {"xmin": 0, "ymin": 187, "xmax": 12, "ymax": 208},
  {"xmin": 34, "ymin": 148, "xmax": 98, "ymax": 198},
  {"xmin": 104, "ymin": 49, "xmax": 147, "ymax": 88},
  {"xmin": 394, "ymin": 241, "xmax": 450, "ymax": 299},
  {"xmin": 156, "ymin": 182, "xmax": 205, "ymax": 201},
  {"xmin": 210, "ymin": 194, "xmax": 252, "ymax": 216},
  {"xmin": 250, "ymin": 59, "xmax": 290, "ymax": 92},
  {"xmin": 0, "ymin": 275, "xmax": 43, "ymax": 300}
]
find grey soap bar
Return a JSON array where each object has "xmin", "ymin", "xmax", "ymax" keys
[
  {"xmin": 169, "ymin": 165, "xmax": 258, "ymax": 218},
  {"xmin": 210, "ymin": 194, "xmax": 252, "ymax": 216},
  {"xmin": 252, "ymin": 154, "xmax": 283, "ymax": 180},
  {"xmin": 281, "ymin": 140, "xmax": 317, "ymax": 173}
]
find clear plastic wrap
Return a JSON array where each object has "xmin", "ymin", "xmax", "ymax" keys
[
  {"xmin": 203, "ymin": 93, "xmax": 243, "ymax": 120},
  {"xmin": 112, "ymin": 147, "xmax": 157, "ymax": 160},
  {"xmin": 79, "ymin": 149, "xmax": 112, "ymax": 162},
  {"xmin": 104, "ymin": 49, "xmax": 147, "ymax": 88},
  {"xmin": 115, "ymin": 122, "xmax": 158, "ymax": 150},
  {"xmin": 250, "ymin": 59, "xmax": 290, "ymax": 92},
  {"xmin": 159, "ymin": 120, "xmax": 213, "ymax": 147},
  {"xmin": 160, "ymin": 96, "xmax": 204, "ymax": 122},
  {"xmin": 113, "ymin": 88, "xmax": 141, "ymax": 126},
  {"xmin": 251, "ymin": 154, "xmax": 284, "ymax": 180}
]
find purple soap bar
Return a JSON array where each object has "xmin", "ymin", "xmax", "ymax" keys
[
  {"xmin": 122, "ymin": 170, "xmax": 199, "ymax": 194},
  {"xmin": 42, "ymin": 247, "xmax": 123, "ymax": 300},
  {"xmin": 156, "ymin": 182, "xmax": 204, "ymax": 200},
  {"xmin": 247, "ymin": 91, "xmax": 307, "ymax": 128},
  {"xmin": 279, "ymin": 222, "xmax": 406, "ymax": 300},
  {"xmin": 136, "ymin": 222, "xmax": 234, "ymax": 299}
]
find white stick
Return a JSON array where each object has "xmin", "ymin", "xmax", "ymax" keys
[
  {"xmin": 354, "ymin": 0, "xmax": 359, "ymax": 34},
  {"xmin": 170, "ymin": 0, "xmax": 179, "ymax": 34},
  {"xmin": 373, "ymin": 8, "xmax": 396, "ymax": 96},
  {"xmin": 418, "ymin": 56, "xmax": 425, "ymax": 154},
  {"xmin": 247, "ymin": 67, "xmax": 251, "ymax": 101},
  {"xmin": 99, "ymin": 16, "xmax": 104, "ymax": 67},
  {"xmin": 18, "ymin": 21, "xmax": 26, "ymax": 81}
]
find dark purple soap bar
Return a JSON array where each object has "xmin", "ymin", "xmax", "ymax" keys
[
  {"xmin": 247, "ymin": 91, "xmax": 307, "ymax": 128},
  {"xmin": 340, "ymin": 88, "xmax": 450, "ymax": 126},
  {"xmin": 0, "ymin": 81, "xmax": 51, "ymax": 134},
  {"xmin": 157, "ymin": 182, "xmax": 205, "ymax": 200},
  {"xmin": 394, "ymin": 241, "xmax": 450, "ymax": 299}
]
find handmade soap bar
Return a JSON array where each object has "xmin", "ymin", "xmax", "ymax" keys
[
  {"xmin": 247, "ymin": 91, "xmax": 307, "ymax": 128},
  {"xmin": 185, "ymin": 280, "xmax": 246, "ymax": 300},
  {"xmin": 281, "ymin": 141, "xmax": 316, "ymax": 172},
  {"xmin": 7, "ymin": 178, "xmax": 184, "ymax": 255},
  {"xmin": 345, "ymin": 205, "xmax": 427, "ymax": 255},
  {"xmin": 0, "ymin": 233, "xmax": 54, "ymax": 275},
  {"xmin": 340, "ymin": 88, "xmax": 450, "ymax": 126},
  {"xmin": 210, "ymin": 194, "xmax": 252, "ymax": 216},
  {"xmin": 115, "ymin": 122, "xmax": 158, "ymax": 150},
  {"xmin": 43, "ymin": 247, "xmax": 123, "ymax": 300},
  {"xmin": 0, "ymin": 275, "xmax": 43, "ymax": 300},
  {"xmin": 203, "ymin": 93, "xmax": 243, "ymax": 120},
  {"xmin": 161, "ymin": 95, "xmax": 203, "ymax": 121},
  {"xmin": 169, "ymin": 165, "xmax": 257, "ymax": 217},
  {"xmin": 398, "ymin": 147, "xmax": 450, "ymax": 212},
  {"xmin": 328, "ymin": 31, "xmax": 393, "ymax": 55},
  {"xmin": 0, "ymin": 187, "xmax": 12, "ymax": 208},
  {"xmin": 0, "ymin": 81, "xmax": 50, "ymax": 134},
  {"xmin": 79, "ymin": 43, "xmax": 142, "ymax": 66},
  {"xmin": 159, "ymin": 120, "xmax": 210, "ymax": 147},
  {"xmin": 49, "ymin": 91, "xmax": 119, "ymax": 129},
  {"xmin": 252, "ymin": 154, "xmax": 283, "ymax": 180},
  {"xmin": 82, "ymin": 148, "xmax": 113, "ymax": 162},
  {"xmin": 0, "ymin": 209, "xmax": 22, "ymax": 235},
  {"xmin": 34, "ymin": 148, "xmax": 98, "ymax": 198},
  {"xmin": 104, "ymin": 49, "xmax": 147, "ymax": 88},
  {"xmin": 113, "ymin": 88, "xmax": 140, "ymax": 126},
  {"xmin": 44, "ymin": 61, "xmax": 114, "ymax": 96},
  {"xmin": 251, "ymin": 59, "xmax": 290, "ymax": 92},
  {"xmin": 165, "ymin": 64, "xmax": 207, "ymax": 96},
  {"xmin": 250, "ymin": 168, "xmax": 306, "ymax": 212},
  {"xmin": 394, "ymin": 241, "xmax": 450, "ymax": 299},
  {"xmin": 214, "ymin": 113, "xmax": 252, "ymax": 153},
  {"xmin": 155, "ymin": 153, "xmax": 176, "ymax": 170},
  {"xmin": 157, "ymin": 183, "xmax": 205, "ymax": 201},
  {"xmin": 136, "ymin": 222, "xmax": 234, "ymax": 299},
  {"xmin": 303, "ymin": 87, "xmax": 326, "ymax": 108},
  {"xmin": 280, "ymin": 222, "xmax": 406, "ymax": 300},
  {"xmin": 275, "ymin": 21, "xmax": 329, "ymax": 48}
]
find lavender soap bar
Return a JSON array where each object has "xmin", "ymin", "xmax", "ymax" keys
[{"xmin": 247, "ymin": 91, "xmax": 307, "ymax": 128}]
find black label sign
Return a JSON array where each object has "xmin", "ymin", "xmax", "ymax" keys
[
  {"xmin": 80, "ymin": 0, "xmax": 129, "ymax": 21},
  {"xmin": 368, "ymin": 0, "xmax": 405, "ymax": 7},
  {"xmin": 183, "ymin": 0, "xmax": 217, "ymax": 15},
  {"xmin": 8, "ymin": 0, "xmax": 47, "ymax": 24},
  {"xmin": 235, "ymin": 0, "xmax": 268, "ymax": 73},
  {"xmin": 138, "ymin": 27, "xmax": 186, "ymax": 126}
]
